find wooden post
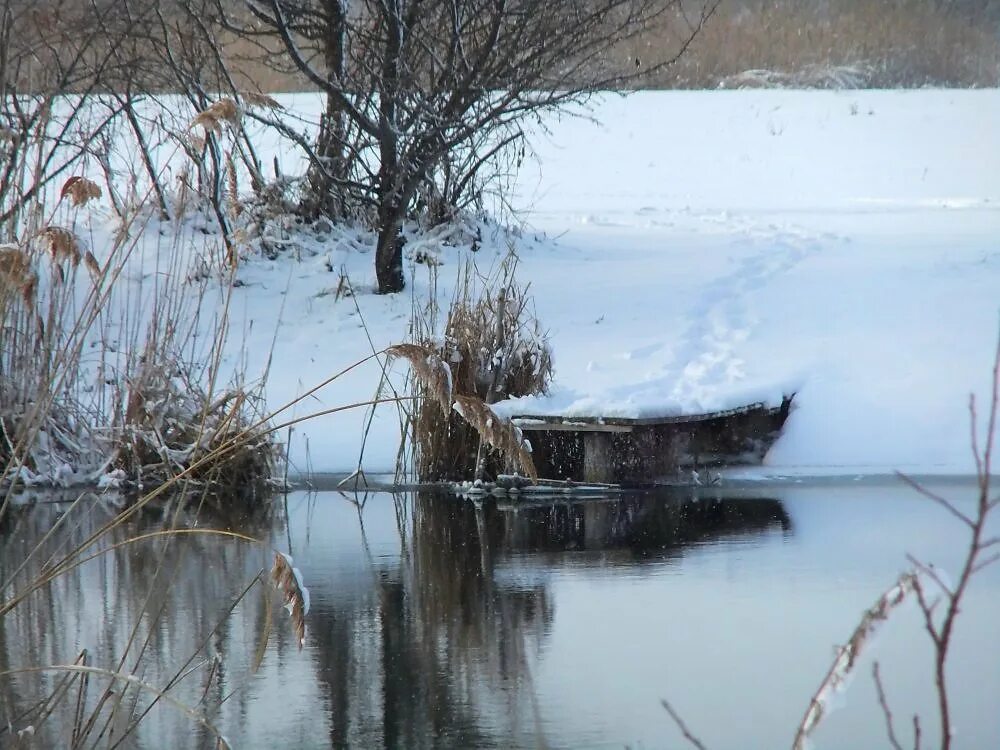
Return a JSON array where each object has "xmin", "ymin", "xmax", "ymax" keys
[{"xmin": 583, "ymin": 432, "xmax": 614, "ymax": 483}]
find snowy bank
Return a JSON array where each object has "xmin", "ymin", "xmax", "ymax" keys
[{"xmin": 214, "ymin": 89, "xmax": 998, "ymax": 478}]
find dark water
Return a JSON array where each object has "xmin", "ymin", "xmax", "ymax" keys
[{"xmin": 2, "ymin": 481, "xmax": 999, "ymax": 749}]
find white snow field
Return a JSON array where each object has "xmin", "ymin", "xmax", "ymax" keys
[{"xmin": 220, "ymin": 89, "xmax": 999, "ymax": 479}]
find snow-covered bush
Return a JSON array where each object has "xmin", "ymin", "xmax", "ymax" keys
[{"xmin": 0, "ymin": 185, "xmax": 277, "ymax": 500}]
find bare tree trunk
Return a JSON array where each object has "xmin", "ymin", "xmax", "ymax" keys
[
  {"xmin": 304, "ymin": 0, "xmax": 349, "ymax": 218},
  {"xmin": 375, "ymin": 216, "xmax": 405, "ymax": 294},
  {"xmin": 374, "ymin": 1, "xmax": 406, "ymax": 294}
]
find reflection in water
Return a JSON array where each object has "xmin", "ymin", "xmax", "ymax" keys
[
  {"xmin": 487, "ymin": 493, "xmax": 791, "ymax": 556},
  {"xmin": 0, "ymin": 490, "xmax": 791, "ymax": 748},
  {"xmin": 0, "ymin": 496, "xmax": 281, "ymax": 749}
]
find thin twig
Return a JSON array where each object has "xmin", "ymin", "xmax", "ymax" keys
[
  {"xmin": 895, "ymin": 472, "xmax": 975, "ymax": 529},
  {"xmin": 905, "ymin": 555, "xmax": 953, "ymax": 598},
  {"xmin": 872, "ymin": 662, "xmax": 905, "ymax": 750},
  {"xmin": 661, "ymin": 699, "xmax": 708, "ymax": 750}
]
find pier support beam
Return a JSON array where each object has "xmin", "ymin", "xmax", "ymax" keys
[{"xmin": 583, "ymin": 432, "xmax": 614, "ymax": 483}]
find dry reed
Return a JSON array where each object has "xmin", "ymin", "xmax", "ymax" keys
[
  {"xmin": 271, "ymin": 552, "xmax": 310, "ymax": 649},
  {"xmin": 191, "ymin": 98, "xmax": 241, "ymax": 133},
  {"xmin": 241, "ymin": 91, "xmax": 283, "ymax": 111},
  {"xmin": 453, "ymin": 394, "xmax": 537, "ymax": 482},
  {"xmin": 59, "ymin": 176, "xmax": 101, "ymax": 208},
  {"xmin": 0, "ymin": 93, "xmax": 294, "ymax": 750},
  {"xmin": 39, "ymin": 226, "xmax": 82, "ymax": 267},
  {"xmin": 386, "ymin": 343, "xmax": 454, "ymax": 416},
  {"xmin": 206, "ymin": 1, "xmax": 999, "ymax": 91},
  {"xmin": 792, "ymin": 571, "xmax": 918, "ymax": 749},
  {"xmin": 405, "ymin": 250, "xmax": 551, "ymax": 482},
  {"xmin": 0, "ymin": 246, "xmax": 36, "ymax": 306},
  {"xmin": 651, "ymin": 0, "xmax": 1000, "ymax": 89}
]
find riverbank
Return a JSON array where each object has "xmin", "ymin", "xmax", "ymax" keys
[{"xmin": 222, "ymin": 89, "xmax": 999, "ymax": 478}]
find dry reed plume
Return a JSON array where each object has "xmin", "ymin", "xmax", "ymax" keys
[
  {"xmin": 0, "ymin": 246, "xmax": 36, "ymax": 305},
  {"xmin": 387, "ymin": 343, "xmax": 453, "ymax": 416},
  {"xmin": 191, "ymin": 98, "xmax": 240, "ymax": 133},
  {"xmin": 453, "ymin": 394, "xmax": 537, "ymax": 482},
  {"xmin": 59, "ymin": 176, "xmax": 101, "ymax": 208},
  {"xmin": 271, "ymin": 552, "xmax": 310, "ymax": 649},
  {"xmin": 82, "ymin": 250, "xmax": 101, "ymax": 284},
  {"xmin": 390, "ymin": 335, "xmax": 541, "ymax": 482},
  {"xmin": 241, "ymin": 91, "xmax": 283, "ymax": 111},
  {"xmin": 39, "ymin": 226, "xmax": 82, "ymax": 267}
]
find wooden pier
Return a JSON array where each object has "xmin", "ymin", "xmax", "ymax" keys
[{"xmin": 512, "ymin": 395, "xmax": 794, "ymax": 484}]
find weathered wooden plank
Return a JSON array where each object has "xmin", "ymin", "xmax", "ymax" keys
[
  {"xmin": 514, "ymin": 419, "xmax": 633, "ymax": 433},
  {"xmin": 583, "ymin": 432, "xmax": 615, "ymax": 483}
]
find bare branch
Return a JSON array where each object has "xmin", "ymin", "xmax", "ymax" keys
[
  {"xmin": 872, "ymin": 662, "xmax": 905, "ymax": 750},
  {"xmin": 661, "ymin": 699, "xmax": 709, "ymax": 750},
  {"xmin": 906, "ymin": 554, "xmax": 953, "ymax": 598},
  {"xmin": 895, "ymin": 472, "xmax": 975, "ymax": 529},
  {"xmin": 793, "ymin": 572, "xmax": 917, "ymax": 750},
  {"xmin": 911, "ymin": 576, "xmax": 943, "ymax": 648},
  {"xmin": 971, "ymin": 550, "xmax": 1000, "ymax": 574}
]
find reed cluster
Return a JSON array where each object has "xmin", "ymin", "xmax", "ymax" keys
[{"xmin": 400, "ymin": 250, "xmax": 551, "ymax": 483}]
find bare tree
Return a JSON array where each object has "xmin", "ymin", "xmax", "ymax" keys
[
  {"xmin": 208, "ymin": 0, "xmax": 718, "ymax": 293},
  {"xmin": 0, "ymin": 0, "xmax": 139, "ymax": 234},
  {"xmin": 0, "ymin": 0, "xmax": 236, "ymax": 236}
]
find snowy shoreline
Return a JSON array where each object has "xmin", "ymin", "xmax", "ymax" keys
[
  {"xmin": 12, "ymin": 89, "xmax": 994, "ymax": 483},
  {"xmin": 235, "ymin": 89, "xmax": 997, "ymax": 478}
]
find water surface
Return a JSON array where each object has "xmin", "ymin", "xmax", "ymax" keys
[{"xmin": 2, "ymin": 481, "xmax": 998, "ymax": 749}]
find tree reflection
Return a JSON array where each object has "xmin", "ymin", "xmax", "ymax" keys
[
  {"xmin": 303, "ymin": 491, "xmax": 788, "ymax": 749},
  {"xmin": 1, "ymin": 490, "xmax": 789, "ymax": 748}
]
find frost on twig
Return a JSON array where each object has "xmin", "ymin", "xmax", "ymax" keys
[{"xmin": 792, "ymin": 571, "xmax": 918, "ymax": 750}]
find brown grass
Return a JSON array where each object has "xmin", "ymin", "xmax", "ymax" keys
[{"xmin": 641, "ymin": 0, "xmax": 1000, "ymax": 89}]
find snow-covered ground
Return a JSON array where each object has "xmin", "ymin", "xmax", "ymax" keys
[{"xmin": 129, "ymin": 89, "xmax": 998, "ymax": 479}]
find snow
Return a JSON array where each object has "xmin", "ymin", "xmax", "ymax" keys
[
  {"xmin": 499, "ymin": 90, "xmax": 1000, "ymax": 477},
  {"xmin": 38, "ymin": 89, "xmax": 1000, "ymax": 480}
]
